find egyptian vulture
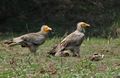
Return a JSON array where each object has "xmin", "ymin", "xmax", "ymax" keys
[
  {"xmin": 48, "ymin": 22, "xmax": 90, "ymax": 57},
  {"xmin": 4, "ymin": 25, "xmax": 52, "ymax": 54}
]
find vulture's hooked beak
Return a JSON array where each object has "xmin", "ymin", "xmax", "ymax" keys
[
  {"xmin": 85, "ymin": 23, "xmax": 90, "ymax": 28},
  {"xmin": 47, "ymin": 27, "xmax": 52, "ymax": 31},
  {"xmin": 86, "ymin": 24, "xmax": 90, "ymax": 27}
]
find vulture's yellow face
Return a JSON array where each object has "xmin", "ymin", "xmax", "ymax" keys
[
  {"xmin": 78, "ymin": 22, "xmax": 90, "ymax": 28},
  {"xmin": 41, "ymin": 25, "xmax": 52, "ymax": 33}
]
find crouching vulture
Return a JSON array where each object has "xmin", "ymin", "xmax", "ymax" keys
[
  {"xmin": 48, "ymin": 22, "xmax": 90, "ymax": 57},
  {"xmin": 4, "ymin": 25, "xmax": 52, "ymax": 54}
]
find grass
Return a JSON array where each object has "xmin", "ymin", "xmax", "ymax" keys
[{"xmin": 0, "ymin": 37, "xmax": 120, "ymax": 78}]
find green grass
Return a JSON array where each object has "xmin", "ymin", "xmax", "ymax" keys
[{"xmin": 0, "ymin": 37, "xmax": 120, "ymax": 78}]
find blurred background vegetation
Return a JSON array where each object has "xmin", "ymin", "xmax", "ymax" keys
[{"xmin": 0, "ymin": 0, "xmax": 120, "ymax": 37}]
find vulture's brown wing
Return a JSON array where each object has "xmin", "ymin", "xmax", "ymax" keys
[
  {"xmin": 21, "ymin": 33, "xmax": 46, "ymax": 46},
  {"xmin": 60, "ymin": 31, "xmax": 84, "ymax": 49}
]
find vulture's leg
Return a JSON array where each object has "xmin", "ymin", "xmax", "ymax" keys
[
  {"xmin": 28, "ymin": 45, "xmax": 37, "ymax": 55},
  {"xmin": 73, "ymin": 47, "xmax": 80, "ymax": 57}
]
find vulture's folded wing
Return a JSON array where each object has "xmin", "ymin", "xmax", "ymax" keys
[
  {"xmin": 21, "ymin": 33, "xmax": 46, "ymax": 45},
  {"xmin": 60, "ymin": 32, "xmax": 84, "ymax": 48}
]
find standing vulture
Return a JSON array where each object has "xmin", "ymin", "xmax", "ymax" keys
[
  {"xmin": 4, "ymin": 25, "xmax": 52, "ymax": 54},
  {"xmin": 48, "ymin": 22, "xmax": 90, "ymax": 57}
]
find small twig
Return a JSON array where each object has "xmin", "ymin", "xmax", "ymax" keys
[
  {"xmin": 60, "ymin": 56, "xmax": 64, "ymax": 76},
  {"xmin": 27, "ymin": 54, "xmax": 32, "ymax": 65},
  {"xmin": 26, "ymin": 23, "xmax": 29, "ymax": 33},
  {"xmin": 9, "ymin": 57, "xmax": 20, "ymax": 76}
]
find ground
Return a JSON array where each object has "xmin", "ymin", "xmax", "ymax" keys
[{"xmin": 0, "ymin": 37, "xmax": 120, "ymax": 78}]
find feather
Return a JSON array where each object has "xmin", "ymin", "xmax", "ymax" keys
[
  {"xmin": 3, "ymin": 25, "xmax": 52, "ymax": 53},
  {"xmin": 48, "ymin": 22, "xmax": 90, "ymax": 57}
]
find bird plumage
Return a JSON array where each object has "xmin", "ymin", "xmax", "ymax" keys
[
  {"xmin": 4, "ymin": 25, "xmax": 52, "ymax": 53},
  {"xmin": 48, "ymin": 22, "xmax": 90, "ymax": 57}
]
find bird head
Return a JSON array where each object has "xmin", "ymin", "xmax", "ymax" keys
[
  {"xmin": 77, "ymin": 22, "xmax": 90, "ymax": 29},
  {"xmin": 76, "ymin": 22, "xmax": 90, "ymax": 32},
  {"xmin": 41, "ymin": 25, "xmax": 52, "ymax": 33}
]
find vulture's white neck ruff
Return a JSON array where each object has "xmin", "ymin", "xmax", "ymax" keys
[{"xmin": 76, "ymin": 25, "xmax": 85, "ymax": 33}]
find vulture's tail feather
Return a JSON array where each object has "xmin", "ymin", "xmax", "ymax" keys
[{"xmin": 47, "ymin": 45, "xmax": 57, "ymax": 55}]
